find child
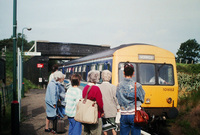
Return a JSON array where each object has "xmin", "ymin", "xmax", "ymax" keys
[{"xmin": 65, "ymin": 74, "xmax": 82, "ymax": 135}]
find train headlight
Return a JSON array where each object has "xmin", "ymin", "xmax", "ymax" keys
[
  {"xmin": 145, "ymin": 98, "xmax": 151, "ymax": 104},
  {"xmin": 167, "ymin": 97, "xmax": 172, "ymax": 104}
]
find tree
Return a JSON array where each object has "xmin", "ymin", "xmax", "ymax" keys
[
  {"xmin": 0, "ymin": 33, "xmax": 34, "ymax": 52},
  {"xmin": 176, "ymin": 39, "xmax": 200, "ymax": 64}
]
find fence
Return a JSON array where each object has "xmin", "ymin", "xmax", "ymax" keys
[{"xmin": 0, "ymin": 84, "xmax": 13, "ymax": 117}]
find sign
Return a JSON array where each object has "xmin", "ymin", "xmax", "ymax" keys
[
  {"xmin": 39, "ymin": 77, "xmax": 42, "ymax": 82},
  {"xmin": 138, "ymin": 54, "xmax": 155, "ymax": 60},
  {"xmin": 24, "ymin": 52, "xmax": 41, "ymax": 56},
  {"xmin": 37, "ymin": 63, "xmax": 44, "ymax": 68}
]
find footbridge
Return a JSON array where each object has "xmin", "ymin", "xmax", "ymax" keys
[{"xmin": 24, "ymin": 41, "xmax": 110, "ymax": 85}]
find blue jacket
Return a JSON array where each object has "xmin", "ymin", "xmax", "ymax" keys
[
  {"xmin": 45, "ymin": 79, "xmax": 59, "ymax": 117},
  {"xmin": 116, "ymin": 78, "xmax": 145, "ymax": 111}
]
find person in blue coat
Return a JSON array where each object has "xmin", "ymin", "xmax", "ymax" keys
[{"xmin": 45, "ymin": 71, "xmax": 65, "ymax": 133}]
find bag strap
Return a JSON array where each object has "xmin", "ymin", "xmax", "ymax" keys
[
  {"xmin": 134, "ymin": 82, "xmax": 137, "ymax": 111},
  {"xmin": 84, "ymin": 86, "xmax": 93, "ymax": 101}
]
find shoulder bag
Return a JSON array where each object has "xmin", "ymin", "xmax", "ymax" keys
[
  {"xmin": 74, "ymin": 86, "xmax": 98, "ymax": 124},
  {"xmin": 134, "ymin": 82, "xmax": 149, "ymax": 126}
]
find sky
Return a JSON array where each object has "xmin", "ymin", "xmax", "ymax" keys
[{"xmin": 0, "ymin": 0, "xmax": 200, "ymax": 56}]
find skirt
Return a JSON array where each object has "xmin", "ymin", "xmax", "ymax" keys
[{"xmin": 102, "ymin": 117, "xmax": 119, "ymax": 132}]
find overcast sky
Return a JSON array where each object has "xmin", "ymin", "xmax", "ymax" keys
[{"xmin": 0, "ymin": 0, "xmax": 200, "ymax": 55}]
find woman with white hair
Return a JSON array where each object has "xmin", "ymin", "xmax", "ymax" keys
[
  {"xmin": 82, "ymin": 70, "xmax": 104, "ymax": 135},
  {"xmin": 45, "ymin": 71, "xmax": 65, "ymax": 133},
  {"xmin": 98, "ymin": 70, "xmax": 120, "ymax": 135}
]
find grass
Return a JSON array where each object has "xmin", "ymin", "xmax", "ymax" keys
[
  {"xmin": 178, "ymin": 120, "xmax": 199, "ymax": 135},
  {"xmin": 169, "ymin": 86, "xmax": 200, "ymax": 135}
]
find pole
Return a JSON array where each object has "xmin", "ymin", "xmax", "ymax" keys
[
  {"xmin": 11, "ymin": 0, "xmax": 19, "ymax": 134},
  {"xmin": 21, "ymin": 28, "xmax": 24, "ymax": 98}
]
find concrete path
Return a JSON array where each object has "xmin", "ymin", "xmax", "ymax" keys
[
  {"xmin": 20, "ymin": 89, "xmax": 68, "ymax": 135},
  {"xmin": 20, "ymin": 89, "xmax": 119, "ymax": 135}
]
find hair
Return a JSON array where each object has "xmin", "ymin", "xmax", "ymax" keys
[
  {"xmin": 101, "ymin": 70, "xmax": 112, "ymax": 82},
  {"xmin": 70, "ymin": 74, "xmax": 81, "ymax": 86},
  {"xmin": 124, "ymin": 62, "xmax": 134, "ymax": 76},
  {"xmin": 52, "ymin": 64, "xmax": 59, "ymax": 72},
  {"xmin": 53, "ymin": 71, "xmax": 65, "ymax": 81},
  {"xmin": 87, "ymin": 70, "xmax": 100, "ymax": 83}
]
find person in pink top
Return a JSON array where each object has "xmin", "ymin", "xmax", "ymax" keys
[{"xmin": 82, "ymin": 70, "xmax": 104, "ymax": 135}]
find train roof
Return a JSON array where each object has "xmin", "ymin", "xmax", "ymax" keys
[{"xmin": 63, "ymin": 43, "xmax": 151, "ymax": 66}]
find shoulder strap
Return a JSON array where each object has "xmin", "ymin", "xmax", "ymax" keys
[
  {"xmin": 84, "ymin": 86, "xmax": 93, "ymax": 100},
  {"xmin": 134, "ymin": 82, "xmax": 137, "ymax": 111}
]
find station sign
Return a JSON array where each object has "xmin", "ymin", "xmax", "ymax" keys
[
  {"xmin": 37, "ymin": 63, "xmax": 44, "ymax": 68},
  {"xmin": 24, "ymin": 52, "xmax": 41, "ymax": 56}
]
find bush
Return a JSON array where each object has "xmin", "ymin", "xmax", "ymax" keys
[{"xmin": 177, "ymin": 63, "xmax": 200, "ymax": 74}]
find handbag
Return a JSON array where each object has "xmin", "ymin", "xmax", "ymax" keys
[
  {"xmin": 74, "ymin": 86, "xmax": 98, "ymax": 124},
  {"xmin": 134, "ymin": 82, "xmax": 149, "ymax": 126},
  {"xmin": 57, "ymin": 100, "xmax": 62, "ymax": 107}
]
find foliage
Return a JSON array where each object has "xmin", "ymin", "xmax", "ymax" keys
[
  {"xmin": 175, "ymin": 64, "xmax": 200, "ymax": 135},
  {"xmin": 176, "ymin": 39, "xmax": 200, "ymax": 64},
  {"xmin": 176, "ymin": 63, "xmax": 200, "ymax": 74},
  {"xmin": 0, "ymin": 33, "xmax": 34, "ymax": 52},
  {"xmin": 178, "ymin": 120, "xmax": 199, "ymax": 135},
  {"xmin": 24, "ymin": 78, "xmax": 39, "ymax": 93},
  {"xmin": 0, "ymin": 104, "xmax": 11, "ymax": 135},
  {"xmin": 177, "ymin": 72, "xmax": 200, "ymax": 93}
]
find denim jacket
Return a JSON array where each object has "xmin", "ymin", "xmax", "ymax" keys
[{"xmin": 116, "ymin": 78, "xmax": 145, "ymax": 111}]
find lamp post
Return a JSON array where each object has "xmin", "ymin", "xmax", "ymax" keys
[
  {"xmin": 12, "ymin": 0, "xmax": 19, "ymax": 134},
  {"xmin": 21, "ymin": 27, "xmax": 31, "ymax": 97}
]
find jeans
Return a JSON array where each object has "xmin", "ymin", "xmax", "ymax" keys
[
  {"xmin": 68, "ymin": 117, "xmax": 82, "ymax": 135},
  {"xmin": 120, "ymin": 115, "xmax": 141, "ymax": 135}
]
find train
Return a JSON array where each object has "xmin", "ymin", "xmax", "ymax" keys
[{"xmin": 59, "ymin": 43, "xmax": 179, "ymax": 127}]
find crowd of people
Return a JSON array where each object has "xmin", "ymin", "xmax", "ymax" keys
[{"xmin": 45, "ymin": 62, "xmax": 145, "ymax": 135}]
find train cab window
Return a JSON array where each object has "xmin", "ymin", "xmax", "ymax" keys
[
  {"xmin": 78, "ymin": 66, "xmax": 82, "ymax": 72},
  {"xmin": 91, "ymin": 64, "xmax": 96, "ymax": 70},
  {"xmin": 157, "ymin": 64, "xmax": 174, "ymax": 85},
  {"xmin": 139, "ymin": 64, "xmax": 155, "ymax": 84},
  {"xmin": 139, "ymin": 64, "xmax": 174, "ymax": 85},
  {"xmin": 118, "ymin": 62, "xmax": 137, "ymax": 83}
]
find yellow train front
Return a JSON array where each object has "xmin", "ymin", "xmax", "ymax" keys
[{"xmin": 112, "ymin": 44, "xmax": 179, "ymax": 120}]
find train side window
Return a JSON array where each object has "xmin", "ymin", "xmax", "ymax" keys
[
  {"xmin": 98, "ymin": 64, "xmax": 104, "ymax": 83},
  {"xmin": 91, "ymin": 64, "xmax": 96, "ymax": 70},
  {"xmin": 78, "ymin": 66, "xmax": 82, "ymax": 72},
  {"xmin": 75, "ymin": 66, "xmax": 78, "ymax": 72},
  {"xmin": 98, "ymin": 64, "xmax": 104, "ymax": 71},
  {"xmin": 139, "ymin": 64, "xmax": 155, "ymax": 84},
  {"xmin": 66, "ymin": 68, "xmax": 68, "ymax": 73},
  {"xmin": 82, "ymin": 65, "xmax": 86, "ymax": 72},
  {"xmin": 107, "ymin": 63, "xmax": 111, "ymax": 70}
]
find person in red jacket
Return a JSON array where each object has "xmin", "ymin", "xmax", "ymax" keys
[{"xmin": 82, "ymin": 70, "xmax": 104, "ymax": 135}]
